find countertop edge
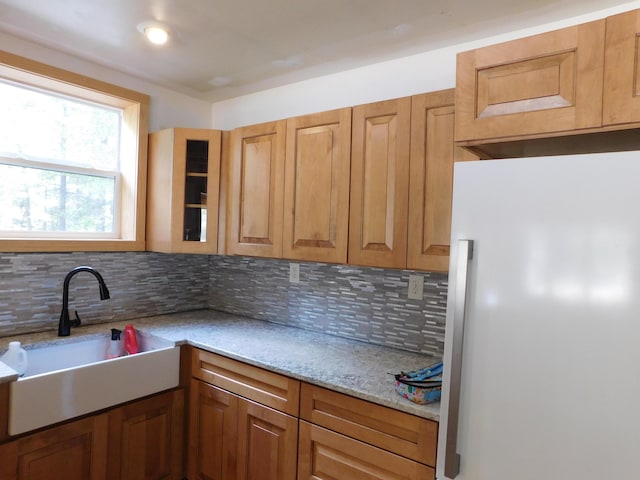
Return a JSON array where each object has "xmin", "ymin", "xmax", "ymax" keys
[{"xmin": 0, "ymin": 310, "xmax": 441, "ymax": 422}]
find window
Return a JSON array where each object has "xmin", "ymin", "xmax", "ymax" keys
[{"xmin": 0, "ymin": 51, "xmax": 149, "ymax": 251}]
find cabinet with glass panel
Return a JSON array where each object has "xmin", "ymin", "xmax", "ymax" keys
[{"xmin": 147, "ymin": 128, "xmax": 222, "ymax": 253}]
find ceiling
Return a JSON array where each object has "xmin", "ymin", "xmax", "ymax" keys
[{"xmin": 0, "ymin": 0, "xmax": 634, "ymax": 102}]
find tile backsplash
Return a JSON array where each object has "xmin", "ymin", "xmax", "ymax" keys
[
  {"xmin": 0, "ymin": 252, "xmax": 208, "ymax": 337},
  {"xmin": 0, "ymin": 252, "xmax": 448, "ymax": 356},
  {"xmin": 208, "ymin": 256, "xmax": 448, "ymax": 357}
]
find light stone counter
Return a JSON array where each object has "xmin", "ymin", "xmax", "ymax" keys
[{"xmin": 0, "ymin": 309, "xmax": 440, "ymax": 421}]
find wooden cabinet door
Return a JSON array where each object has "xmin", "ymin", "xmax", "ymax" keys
[
  {"xmin": 455, "ymin": 19, "xmax": 605, "ymax": 143},
  {"xmin": 349, "ymin": 97, "xmax": 411, "ymax": 268},
  {"xmin": 188, "ymin": 380, "xmax": 238, "ymax": 480},
  {"xmin": 147, "ymin": 128, "xmax": 222, "ymax": 254},
  {"xmin": 108, "ymin": 390, "xmax": 184, "ymax": 480},
  {"xmin": 10, "ymin": 415, "xmax": 108, "ymax": 480},
  {"xmin": 0, "ymin": 441, "xmax": 17, "ymax": 480},
  {"xmin": 408, "ymin": 90, "xmax": 476, "ymax": 272},
  {"xmin": 227, "ymin": 120, "xmax": 286, "ymax": 258},
  {"xmin": 297, "ymin": 421, "xmax": 434, "ymax": 480},
  {"xmin": 603, "ymin": 9, "xmax": 640, "ymax": 126},
  {"xmin": 236, "ymin": 398, "xmax": 298, "ymax": 480},
  {"xmin": 283, "ymin": 108, "xmax": 352, "ymax": 263}
]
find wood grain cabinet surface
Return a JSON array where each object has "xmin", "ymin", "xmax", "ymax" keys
[
  {"xmin": 297, "ymin": 422, "xmax": 435, "ymax": 480},
  {"xmin": 188, "ymin": 350, "xmax": 299, "ymax": 480},
  {"xmin": 455, "ymin": 19, "xmax": 606, "ymax": 145},
  {"xmin": 0, "ymin": 414, "xmax": 109, "ymax": 480},
  {"xmin": 349, "ymin": 97, "xmax": 411, "ymax": 269},
  {"xmin": 408, "ymin": 89, "xmax": 476, "ymax": 272},
  {"xmin": 455, "ymin": 7, "xmax": 640, "ymax": 155},
  {"xmin": 283, "ymin": 108, "xmax": 352, "ymax": 264},
  {"xmin": 300, "ymin": 383, "xmax": 438, "ymax": 467},
  {"xmin": 603, "ymin": 8, "xmax": 640, "ymax": 126},
  {"xmin": 0, "ymin": 389, "xmax": 184, "ymax": 480},
  {"xmin": 188, "ymin": 351, "xmax": 440, "ymax": 480},
  {"xmin": 107, "ymin": 390, "xmax": 184, "ymax": 480},
  {"xmin": 147, "ymin": 128, "xmax": 222, "ymax": 254},
  {"xmin": 226, "ymin": 120, "xmax": 286, "ymax": 259}
]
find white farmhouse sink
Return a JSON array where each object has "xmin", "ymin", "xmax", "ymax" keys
[{"xmin": 7, "ymin": 331, "xmax": 180, "ymax": 435}]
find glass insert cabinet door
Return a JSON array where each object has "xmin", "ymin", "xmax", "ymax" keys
[
  {"xmin": 184, "ymin": 139, "xmax": 209, "ymax": 242},
  {"xmin": 146, "ymin": 128, "xmax": 222, "ymax": 254}
]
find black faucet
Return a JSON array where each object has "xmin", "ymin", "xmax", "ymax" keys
[{"xmin": 58, "ymin": 266, "xmax": 110, "ymax": 337}]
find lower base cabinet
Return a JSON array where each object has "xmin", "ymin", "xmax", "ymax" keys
[
  {"xmin": 0, "ymin": 414, "xmax": 108, "ymax": 480},
  {"xmin": 298, "ymin": 421, "xmax": 433, "ymax": 480},
  {"xmin": 0, "ymin": 389, "xmax": 183, "ymax": 480},
  {"xmin": 187, "ymin": 348, "xmax": 438, "ymax": 480},
  {"xmin": 188, "ymin": 379, "xmax": 298, "ymax": 480},
  {"xmin": 108, "ymin": 389, "xmax": 184, "ymax": 480}
]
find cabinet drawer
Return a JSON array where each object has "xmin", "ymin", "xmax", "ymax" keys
[
  {"xmin": 298, "ymin": 421, "xmax": 434, "ymax": 480},
  {"xmin": 191, "ymin": 349, "xmax": 300, "ymax": 416},
  {"xmin": 300, "ymin": 383, "xmax": 437, "ymax": 466}
]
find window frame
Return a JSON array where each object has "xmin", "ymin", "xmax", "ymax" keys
[{"xmin": 0, "ymin": 50, "xmax": 149, "ymax": 252}]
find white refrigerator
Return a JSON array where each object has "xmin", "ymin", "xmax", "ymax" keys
[{"xmin": 437, "ymin": 151, "xmax": 640, "ymax": 479}]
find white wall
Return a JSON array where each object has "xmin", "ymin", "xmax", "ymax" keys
[
  {"xmin": 1, "ymin": 32, "xmax": 213, "ymax": 133},
  {"xmin": 211, "ymin": 0, "xmax": 640, "ymax": 130}
]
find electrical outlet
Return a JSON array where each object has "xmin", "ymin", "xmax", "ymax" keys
[
  {"xmin": 289, "ymin": 263, "xmax": 300, "ymax": 283},
  {"xmin": 408, "ymin": 274, "xmax": 424, "ymax": 300}
]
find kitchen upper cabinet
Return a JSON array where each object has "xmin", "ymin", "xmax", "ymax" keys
[
  {"xmin": 227, "ymin": 120, "xmax": 286, "ymax": 258},
  {"xmin": 349, "ymin": 97, "xmax": 411, "ymax": 269},
  {"xmin": 147, "ymin": 128, "xmax": 222, "ymax": 254},
  {"xmin": 283, "ymin": 108, "xmax": 352, "ymax": 263},
  {"xmin": 603, "ymin": 9, "xmax": 640, "ymax": 126},
  {"xmin": 455, "ymin": 19, "xmax": 606, "ymax": 146},
  {"xmin": 1, "ymin": 415, "xmax": 109, "ymax": 480},
  {"xmin": 107, "ymin": 390, "xmax": 184, "ymax": 480},
  {"xmin": 408, "ymin": 90, "xmax": 476, "ymax": 272}
]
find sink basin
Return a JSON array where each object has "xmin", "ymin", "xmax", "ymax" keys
[{"xmin": 7, "ymin": 331, "xmax": 180, "ymax": 435}]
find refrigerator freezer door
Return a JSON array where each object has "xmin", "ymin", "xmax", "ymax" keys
[{"xmin": 437, "ymin": 152, "xmax": 640, "ymax": 480}]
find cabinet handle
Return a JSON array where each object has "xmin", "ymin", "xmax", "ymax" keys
[{"xmin": 440, "ymin": 239, "xmax": 474, "ymax": 479}]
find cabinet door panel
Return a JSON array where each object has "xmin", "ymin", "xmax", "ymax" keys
[
  {"xmin": 408, "ymin": 90, "xmax": 477, "ymax": 272},
  {"xmin": 188, "ymin": 381, "xmax": 238, "ymax": 480},
  {"xmin": 14, "ymin": 415, "xmax": 108, "ymax": 480},
  {"xmin": 300, "ymin": 383, "xmax": 438, "ymax": 466},
  {"xmin": 192, "ymin": 349, "xmax": 300, "ymax": 416},
  {"xmin": 297, "ymin": 421, "xmax": 434, "ymax": 480},
  {"xmin": 147, "ymin": 128, "xmax": 221, "ymax": 254},
  {"xmin": 108, "ymin": 390, "xmax": 183, "ymax": 480},
  {"xmin": 603, "ymin": 9, "xmax": 640, "ymax": 125},
  {"xmin": 283, "ymin": 108, "xmax": 351, "ymax": 263},
  {"xmin": 455, "ymin": 19, "xmax": 605, "ymax": 143},
  {"xmin": 237, "ymin": 399, "xmax": 298, "ymax": 480},
  {"xmin": 349, "ymin": 98, "xmax": 411, "ymax": 268},
  {"xmin": 227, "ymin": 121, "xmax": 286, "ymax": 258}
]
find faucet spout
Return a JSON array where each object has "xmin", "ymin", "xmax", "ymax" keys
[{"xmin": 58, "ymin": 266, "xmax": 110, "ymax": 337}]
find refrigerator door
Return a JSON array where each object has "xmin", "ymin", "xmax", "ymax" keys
[{"xmin": 437, "ymin": 152, "xmax": 640, "ymax": 480}]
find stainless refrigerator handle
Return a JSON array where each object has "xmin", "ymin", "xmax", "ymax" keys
[{"xmin": 443, "ymin": 239, "xmax": 474, "ymax": 479}]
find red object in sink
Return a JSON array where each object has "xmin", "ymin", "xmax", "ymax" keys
[{"xmin": 123, "ymin": 324, "xmax": 139, "ymax": 355}]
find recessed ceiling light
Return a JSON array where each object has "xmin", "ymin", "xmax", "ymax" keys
[
  {"xmin": 137, "ymin": 21, "xmax": 170, "ymax": 45},
  {"xmin": 209, "ymin": 76, "xmax": 233, "ymax": 87}
]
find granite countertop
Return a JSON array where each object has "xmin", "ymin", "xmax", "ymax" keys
[{"xmin": 0, "ymin": 309, "xmax": 441, "ymax": 421}]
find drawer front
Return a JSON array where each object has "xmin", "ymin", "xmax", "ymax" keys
[
  {"xmin": 298, "ymin": 421, "xmax": 434, "ymax": 480},
  {"xmin": 300, "ymin": 383, "xmax": 437, "ymax": 466},
  {"xmin": 191, "ymin": 349, "xmax": 300, "ymax": 416}
]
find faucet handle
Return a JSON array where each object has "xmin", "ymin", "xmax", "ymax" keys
[{"xmin": 70, "ymin": 310, "xmax": 82, "ymax": 328}]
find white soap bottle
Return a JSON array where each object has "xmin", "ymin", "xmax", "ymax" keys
[{"xmin": 1, "ymin": 341, "xmax": 28, "ymax": 377}]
